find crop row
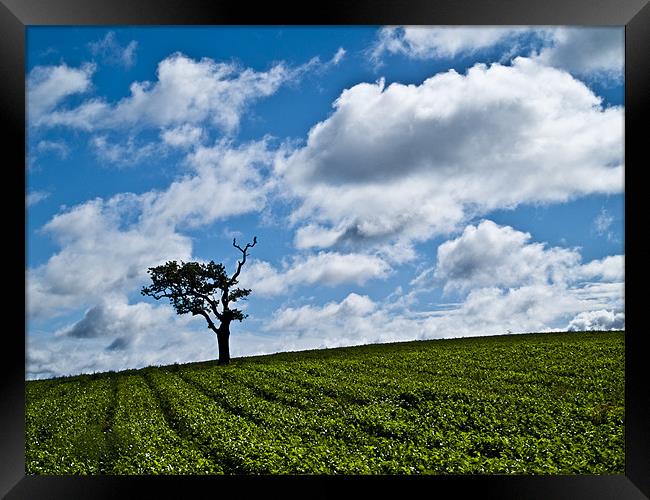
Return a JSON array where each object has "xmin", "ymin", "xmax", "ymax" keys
[
  {"xmin": 178, "ymin": 334, "xmax": 623, "ymax": 473},
  {"xmin": 229, "ymin": 337, "xmax": 622, "ymax": 408},
  {"xmin": 177, "ymin": 365, "xmax": 446, "ymax": 473},
  {"xmin": 146, "ymin": 368, "xmax": 401, "ymax": 473},
  {"xmin": 109, "ymin": 375, "xmax": 217, "ymax": 474},
  {"xmin": 26, "ymin": 377, "xmax": 114, "ymax": 474}
]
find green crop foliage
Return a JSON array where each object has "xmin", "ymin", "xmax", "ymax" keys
[{"xmin": 25, "ymin": 331, "xmax": 624, "ymax": 475}]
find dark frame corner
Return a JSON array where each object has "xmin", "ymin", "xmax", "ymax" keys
[{"xmin": 2, "ymin": 0, "xmax": 648, "ymax": 498}]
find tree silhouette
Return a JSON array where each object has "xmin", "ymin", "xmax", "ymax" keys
[{"xmin": 141, "ymin": 236, "xmax": 257, "ymax": 365}]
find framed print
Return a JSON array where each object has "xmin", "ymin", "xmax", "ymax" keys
[{"xmin": 3, "ymin": 0, "xmax": 649, "ymax": 498}]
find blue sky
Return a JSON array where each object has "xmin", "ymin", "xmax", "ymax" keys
[{"xmin": 26, "ymin": 26, "xmax": 625, "ymax": 379}]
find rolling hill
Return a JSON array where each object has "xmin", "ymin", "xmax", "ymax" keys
[{"xmin": 25, "ymin": 330, "xmax": 624, "ymax": 475}]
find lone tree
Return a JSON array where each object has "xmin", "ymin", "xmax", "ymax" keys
[{"xmin": 141, "ymin": 236, "xmax": 257, "ymax": 365}]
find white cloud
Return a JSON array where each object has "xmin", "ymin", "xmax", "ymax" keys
[
  {"xmin": 36, "ymin": 53, "xmax": 296, "ymax": 134},
  {"xmin": 27, "ymin": 217, "xmax": 624, "ymax": 378},
  {"xmin": 279, "ymin": 58, "xmax": 623, "ymax": 253},
  {"xmin": 569, "ymin": 281, "xmax": 624, "ymax": 310},
  {"xmin": 594, "ymin": 207, "xmax": 614, "ymax": 234},
  {"xmin": 260, "ymin": 293, "xmax": 433, "ymax": 353},
  {"xmin": 288, "ymin": 48, "xmax": 348, "ymax": 77},
  {"xmin": 370, "ymin": 26, "xmax": 624, "ymax": 80},
  {"xmin": 27, "ymin": 139, "xmax": 274, "ymax": 320},
  {"xmin": 534, "ymin": 27, "xmax": 624, "ymax": 79},
  {"xmin": 26, "ymin": 190, "xmax": 50, "ymax": 207},
  {"xmin": 592, "ymin": 207, "xmax": 619, "ymax": 241},
  {"xmin": 258, "ymin": 274, "xmax": 623, "ymax": 358},
  {"xmin": 433, "ymin": 220, "xmax": 581, "ymax": 293},
  {"xmin": 423, "ymin": 220, "xmax": 623, "ymax": 317},
  {"xmin": 27, "ymin": 296, "xmax": 218, "ymax": 379},
  {"xmin": 267, "ymin": 293, "xmax": 376, "ymax": 332},
  {"xmin": 26, "ymin": 34, "xmax": 625, "ymax": 379},
  {"xmin": 27, "ymin": 196, "xmax": 193, "ymax": 320},
  {"xmin": 90, "ymin": 135, "xmax": 161, "ymax": 165},
  {"xmin": 89, "ymin": 31, "xmax": 138, "ymax": 69},
  {"xmin": 577, "ymin": 255, "xmax": 624, "ymax": 283},
  {"xmin": 160, "ymin": 124, "xmax": 204, "ymax": 148},
  {"xmin": 57, "ymin": 296, "xmax": 175, "ymax": 340},
  {"xmin": 433, "ymin": 220, "xmax": 624, "ymax": 289},
  {"xmin": 410, "ymin": 267, "xmax": 436, "ymax": 289},
  {"xmin": 294, "ymin": 223, "xmax": 346, "ymax": 249},
  {"xmin": 370, "ymin": 26, "xmax": 528, "ymax": 62},
  {"xmin": 28, "ymin": 140, "xmax": 71, "ymax": 171},
  {"xmin": 27, "ymin": 63, "xmax": 96, "ymax": 124},
  {"xmin": 444, "ymin": 284, "xmax": 584, "ymax": 334},
  {"xmin": 36, "ymin": 140, "xmax": 70, "ymax": 159},
  {"xmin": 408, "ymin": 221, "xmax": 624, "ymax": 336},
  {"xmin": 331, "ymin": 47, "xmax": 346, "ymax": 65},
  {"xmin": 567, "ymin": 309, "xmax": 625, "ymax": 331},
  {"xmin": 259, "ymin": 285, "xmax": 576, "ymax": 355},
  {"xmin": 240, "ymin": 252, "xmax": 391, "ymax": 296},
  {"xmin": 140, "ymin": 139, "xmax": 273, "ymax": 229}
]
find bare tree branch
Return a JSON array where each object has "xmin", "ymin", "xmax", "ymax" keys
[{"xmin": 231, "ymin": 236, "xmax": 257, "ymax": 283}]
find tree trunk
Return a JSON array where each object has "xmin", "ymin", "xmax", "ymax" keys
[{"xmin": 216, "ymin": 323, "xmax": 231, "ymax": 365}]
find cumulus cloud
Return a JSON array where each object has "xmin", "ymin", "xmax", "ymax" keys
[
  {"xmin": 369, "ymin": 26, "xmax": 623, "ymax": 79},
  {"xmin": 267, "ymin": 293, "xmax": 376, "ymax": 332},
  {"xmin": 430, "ymin": 221, "xmax": 624, "ymax": 292},
  {"xmin": 160, "ymin": 124, "xmax": 205, "ymax": 149},
  {"xmin": 27, "ymin": 196, "xmax": 193, "ymax": 319},
  {"xmin": 26, "ymin": 35, "xmax": 625, "ymax": 379},
  {"xmin": 35, "ymin": 53, "xmax": 305, "ymax": 134},
  {"xmin": 261, "ymin": 293, "xmax": 435, "ymax": 351},
  {"xmin": 445, "ymin": 284, "xmax": 584, "ymax": 334},
  {"xmin": 278, "ymin": 57, "xmax": 623, "ymax": 254},
  {"xmin": 407, "ymin": 220, "xmax": 624, "ymax": 336},
  {"xmin": 27, "ymin": 62, "xmax": 96, "ymax": 124},
  {"xmin": 577, "ymin": 255, "xmax": 624, "ymax": 283},
  {"xmin": 432, "ymin": 220, "xmax": 581, "ymax": 293},
  {"xmin": 259, "ymin": 276, "xmax": 622, "ymax": 358},
  {"xmin": 567, "ymin": 309, "xmax": 625, "ymax": 331},
  {"xmin": 370, "ymin": 26, "xmax": 529, "ymax": 62},
  {"xmin": 58, "ymin": 296, "xmax": 173, "ymax": 340},
  {"xmin": 27, "ymin": 296, "xmax": 218, "ymax": 379},
  {"xmin": 89, "ymin": 31, "xmax": 138, "ymax": 69},
  {"xmin": 260, "ymin": 286, "xmax": 579, "ymax": 355},
  {"xmin": 418, "ymin": 220, "xmax": 623, "ymax": 307},
  {"xmin": 534, "ymin": 27, "xmax": 624, "ymax": 79},
  {"xmin": 140, "ymin": 139, "xmax": 274, "ymax": 229},
  {"xmin": 27, "ymin": 138, "xmax": 276, "ymax": 320},
  {"xmin": 239, "ymin": 252, "xmax": 391, "ymax": 296},
  {"xmin": 27, "ymin": 215, "xmax": 624, "ymax": 379}
]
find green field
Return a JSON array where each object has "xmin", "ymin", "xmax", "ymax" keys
[{"xmin": 25, "ymin": 331, "xmax": 624, "ymax": 475}]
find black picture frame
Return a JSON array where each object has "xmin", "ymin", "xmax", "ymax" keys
[{"xmin": 3, "ymin": 0, "xmax": 648, "ymax": 498}]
